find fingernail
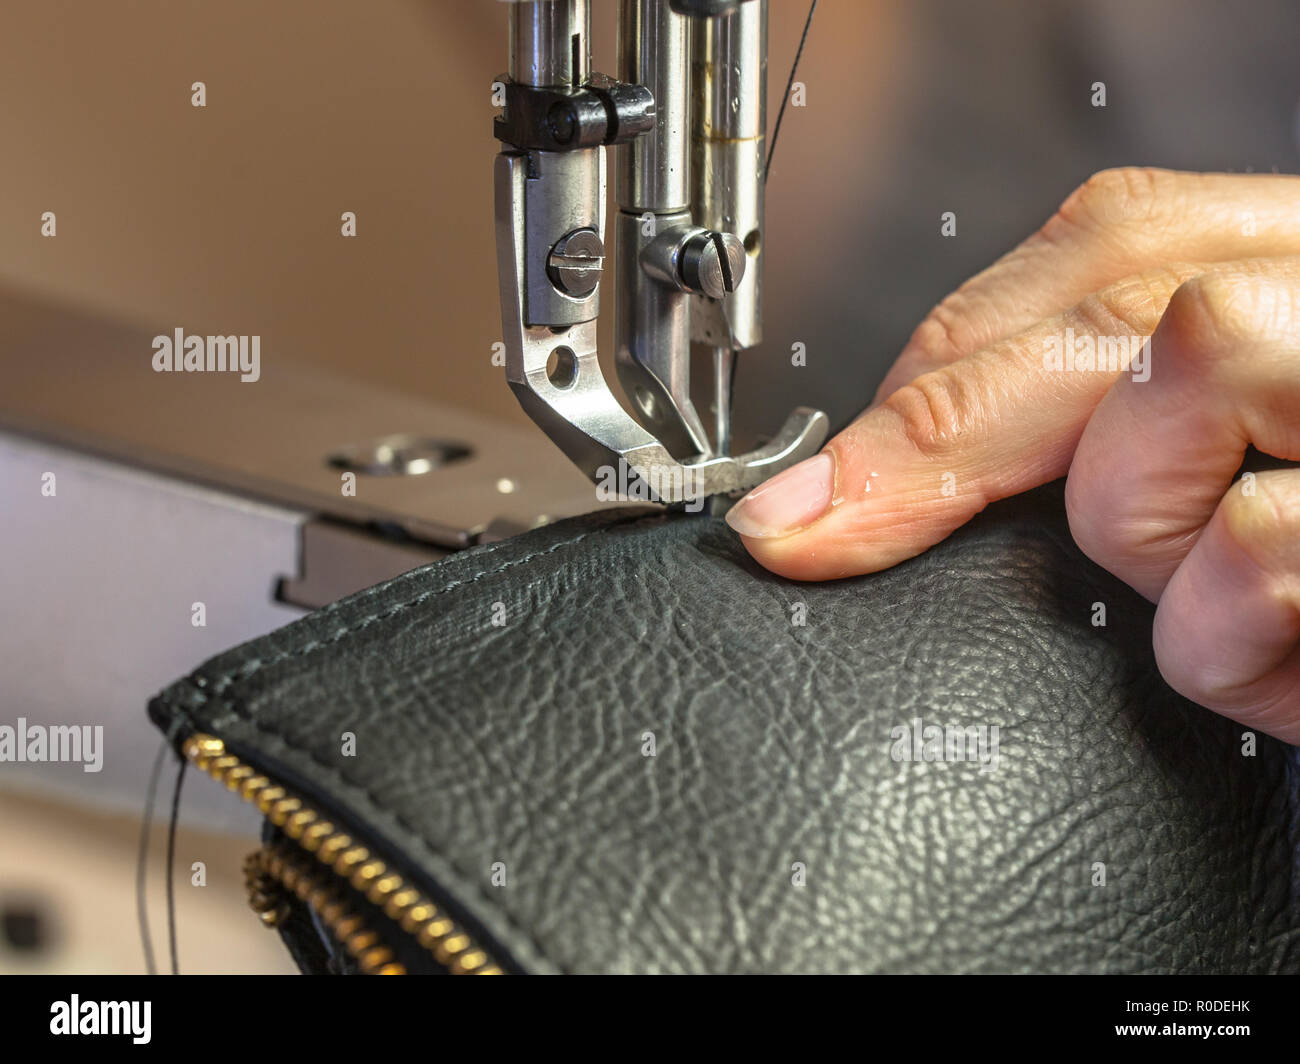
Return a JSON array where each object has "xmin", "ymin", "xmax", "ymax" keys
[{"xmin": 725, "ymin": 452, "xmax": 835, "ymax": 539}]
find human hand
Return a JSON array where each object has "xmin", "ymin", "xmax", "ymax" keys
[{"xmin": 726, "ymin": 169, "xmax": 1300, "ymax": 742}]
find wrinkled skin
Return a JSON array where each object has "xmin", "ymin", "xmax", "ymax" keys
[{"xmin": 728, "ymin": 170, "xmax": 1300, "ymax": 743}]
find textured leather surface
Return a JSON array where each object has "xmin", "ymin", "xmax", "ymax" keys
[{"xmin": 150, "ymin": 482, "xmax": 1300, "ymax": 973}]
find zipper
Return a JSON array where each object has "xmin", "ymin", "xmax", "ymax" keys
[
  {"xmin": 244, "ymin": 840, "xmax": 408, "ymax": 974},
  {"xmin": 182, "ymin": 733, "xmax": 505, "ymax": 975}
]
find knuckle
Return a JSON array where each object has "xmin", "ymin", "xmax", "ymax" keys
[
  {"xmin": 1064, "ymin": 455, "xmax": 1177, "ymax": 584},
  {"xmin": 1083, "ymin": 265, "xmax": 1201, "ymax": 338},
  {"xmin": 883, "ymin": 369, "xmax": 985, "ymax": 459},
  {"xmin": 1150, "ymin": 623, "xmax": 1217, "ymax": 711},
  {"xmin": 1076, "ymin": 277, "xmax": 1156, "ymax": 341},
  {"xmin": 1162, "ymin": 270, "xmax": 1296, "ymax": 357},
  {"xmin": 1047, "ymin": 167, "xmax": 1169, "ymax": 236},
  {"xmin": 1063, "ymin": 466, "xmax": 1113, "ymax": 567},
  {"xmin": 906, "ymin": 294, "xmax": 978, "ymax": 366},
  {"xmin": 1218, "ymin": 474, "xmax": 1299, "ymax": 574}
]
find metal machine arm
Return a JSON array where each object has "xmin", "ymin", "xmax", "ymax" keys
[{"xmin": 494, "ymin": 0, "xmax": 827, "ymax": 507}]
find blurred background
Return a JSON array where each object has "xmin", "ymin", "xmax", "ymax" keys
[{"xmin": 1, "ymin": 0, "xmax": 1298, "ymax": 974}]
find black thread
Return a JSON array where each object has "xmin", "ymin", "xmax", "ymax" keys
[
  {"xmin": 135, "ymin": 738, "xmax": 170, "ymax": 976},
  {"xmin": 765, "ymin": 0, "xmax": 819, "ymax": 183},
  {"xmin": 202, "ymin": 517, "xmax": 657, "ymax": 696},
  {"xmin": 165, "ymin": 755, "xmax": 188, "ymax": 976},
  {"xmin": 152, "ymin": 511, "xmax": 670, "ymax": 975}
]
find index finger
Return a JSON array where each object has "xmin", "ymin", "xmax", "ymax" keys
[{"xmin": 727, "ymin": 264, "xmax": 1199, "ymax": 581}]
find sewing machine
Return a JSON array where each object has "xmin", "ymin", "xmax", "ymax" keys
[
  {"xmin": 0, "ymin": 0, "xmax": 825, "ymax": 828},
  {"xmin": 494, "ymin": 0, "xmax": 827, "ymax": 506}
]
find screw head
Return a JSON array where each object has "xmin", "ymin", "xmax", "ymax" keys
[
  {"xmin": 547, "ymin": 228, "xmax": 604, "ymax": 298},
  {"xmin": 547, "ymin": 101, "xmax": 578, "ymax": 146},
  {"xmin": 680, "ymin": 231, "xmax": 746, "ymax": 300}
]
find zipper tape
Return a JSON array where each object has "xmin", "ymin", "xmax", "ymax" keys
[{"xmin": 183, "ymin": 733, "xmax": 505, "ymax": 975}]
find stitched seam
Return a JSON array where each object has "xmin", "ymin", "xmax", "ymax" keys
[
  {"xmin": 203, "ymin": 514, "xmax": 661, "ymax": 695},
  {"xmin": 164, "ymin": 511, "xmax": 666, "ymax": 973}
]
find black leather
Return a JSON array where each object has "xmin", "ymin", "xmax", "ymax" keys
[{"xmin": 149, "ymin": 482, "xmax": 1300, "ymax": 973}]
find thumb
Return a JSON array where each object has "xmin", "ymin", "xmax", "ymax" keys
[{"xmin": 726, "ymin": 268, "xmax": 1190, "ymax": 581}]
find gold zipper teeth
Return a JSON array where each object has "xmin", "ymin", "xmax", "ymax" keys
[
  {"xmin": 248, "ymin": 842, "xmax": 407, "ymax": 975},
  {"xmin": 183, "ymin": 733, "xmax": 504, "ymax": 975}
]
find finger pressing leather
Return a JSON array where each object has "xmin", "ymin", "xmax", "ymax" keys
[{"xmin": 732, "ymin": 264, "xmax": 1201, "ymax": 581}]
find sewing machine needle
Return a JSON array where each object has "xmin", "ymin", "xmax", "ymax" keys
[{"xmin": 713, "ymin": 345, "xmax": 733, "ymax": 457}]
